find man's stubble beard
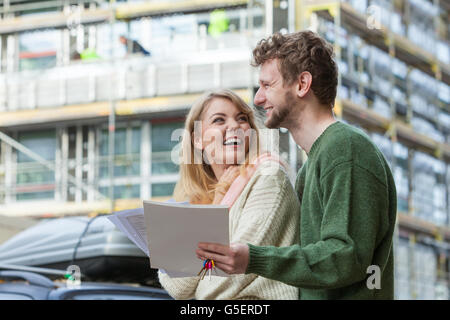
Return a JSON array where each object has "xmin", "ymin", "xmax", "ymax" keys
[{"xmin": 265, "ymin": 90, "xmax": 297, "ymax": 129}]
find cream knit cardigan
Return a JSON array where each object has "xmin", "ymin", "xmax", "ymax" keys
[{"xmin": 158, "ymin": 161, "xmax": 300, "ymax": 300}]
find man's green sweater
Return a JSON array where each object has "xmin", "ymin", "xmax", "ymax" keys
[{"xmin": 246, "ymin": 121, "xmax": 397, "ymax": 299}]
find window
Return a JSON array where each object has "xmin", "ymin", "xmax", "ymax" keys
[
  {"xmin": 71, "ymin": 293, "xmax": 155, "ymax": 300},
  {"xmin": 19, "ymin": 30, "xmax": 57, "ymax": 71},
  {"xmin": 150, "ymin": 14, "xmax": 197, "ymax": 56},
  {"xmin": 96, "ymin": 21, "xmax": 128, "ymax": 59},
  {"xmin": 0, "ymin": 293, "xmax": 33, "ymax": 300},
  {"xmin": 99, "ymin": 184, "xmax": 140, "ymax": 200},
  {"xmin": 98, "ymin": 123, "xmax": 142, "ymax": 200},
  {"xmin": 152, "ymin": 183, "xmax": 176, "ymax": 198},
  {"xmin": 16, "ymin": 129, "xmax": 56, "ymax": 201},
  {"xmin": 99, "ymin": 126, "xmax": 141, "ymax": 178},
  {"xmin": 151, "ymin": 122, "xmax": 183, "ymax": 175}
]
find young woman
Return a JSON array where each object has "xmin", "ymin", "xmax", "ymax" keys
[{"xmin": 158, "ymin": 89, "xmax": 300, "ymax": 300}]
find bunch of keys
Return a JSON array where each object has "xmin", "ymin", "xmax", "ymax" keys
[{"xmin": 197, "ymin": 259, "xmax": 217, "ymax": 280}]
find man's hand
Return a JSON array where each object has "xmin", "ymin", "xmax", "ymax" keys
[{"xmin": 196, "ymin": 242, "xmax": 249, "ymax": 275}]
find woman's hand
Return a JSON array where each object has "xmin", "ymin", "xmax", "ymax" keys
[{"xmin": 212, "ymin": 166, "xmax": 241, "ymax": 204}]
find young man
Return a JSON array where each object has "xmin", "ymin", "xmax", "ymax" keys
[{"xmin": 196, "ymin": 31, "xmax": 397, "ymax": 299}]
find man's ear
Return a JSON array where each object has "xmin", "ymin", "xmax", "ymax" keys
[{"xmin": 295, "ymin": 71, "xmax": 312, "ymax": 98}]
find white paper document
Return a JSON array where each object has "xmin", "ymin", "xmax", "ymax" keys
[
  {"xmin": 143, "ymin": 200, "xmax": 230, "ymax": 277},
  {"xmin": 108, "ymin": 200, "xmax": 229, "ymax": 277},
  {"xmin": 107, "ymin": 208, "xmax": 149, "ymax": 256}
]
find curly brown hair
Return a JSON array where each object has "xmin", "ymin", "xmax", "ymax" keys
[{"xmin": 252, "ymin": 31, "xmax": 338, "ymax": 107}]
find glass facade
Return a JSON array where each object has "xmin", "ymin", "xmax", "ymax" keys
[
  {"xmin": 18, "ymin": 30, "xmax": 57, "ymax": 71},
  {"xmin": 99, "ymin": 184, "xmax": 140, "ymax": 200},
  {"xmin": 151, "ymin": 121, "xmax": 184, "ymax": 175},
  {"xmin": 16, "ymin": 129, "xmax": 56, "ymax": 201},
  {"xmin": 99, "ymin": 126, "xmax": 141, "ymax": 178},
  {"xmin": 152, "ymin": 183, "xmax": 176, "ymax": 198},
  {"xmin": 94, "ymin": 120, "xmax": 183, "ymax": 200}
]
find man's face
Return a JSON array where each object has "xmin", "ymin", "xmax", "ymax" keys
[{"xmin": 253, "ymin": 59, "xmax": 296, "ymax": 129}]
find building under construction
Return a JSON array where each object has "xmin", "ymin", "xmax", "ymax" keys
[{"xmin": 0, "ymin": 0, "xmax": 448, "ymax": 299}]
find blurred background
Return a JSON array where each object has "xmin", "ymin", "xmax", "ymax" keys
[{"xmin": 0, "ymin": 0, "xmax": 448, "ymax": 299}]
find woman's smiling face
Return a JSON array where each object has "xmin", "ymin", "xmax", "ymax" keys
[{"xmin": 198, "ymin": 97, "xmax": 251, "ymax": 166}]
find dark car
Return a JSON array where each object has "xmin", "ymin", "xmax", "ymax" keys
[
  {"xmin": 0, "ymin": 269, "xmax": 172, "ymax": 300},
  {"xmin": 0, "ymin": 214, "xmax": 159, "ymax": 285}
]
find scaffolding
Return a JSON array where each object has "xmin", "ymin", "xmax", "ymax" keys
[
  {"xmin": 300, "ymin": 0, "xmax": 449, "ymax": 299},
  {"xmin": 0, "ymin": 0, "xmax": 448, "ymax": 299}
]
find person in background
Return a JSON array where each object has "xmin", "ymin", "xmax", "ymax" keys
[
  {"xmin": 71, "ymin": 48, "xmax": 101, "ymax": 61},
  {"xmin": 196, "ymin": 31, "xmax": 397, "ymax": 300},
  {"xmin": 119, "ymin": 35, "xmax": 151, "ymax": 56},
  {"xmin": 208, "ymin": 9, "xmax": 229, "ymax": 37},
  {"xmin": 158, "ymin": 89, "xmax": 300, "ymax": 300},
  {"xmin": 80, "ymin": 48, "xmax": 101, "ymax": 61}
]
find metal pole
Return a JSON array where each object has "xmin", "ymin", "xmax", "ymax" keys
[
  {"xmin": 265, "ymin": 0, "xmax": 273, "ymax": 36},
  {"xmin": 108, "ymin": 0, "xmax": 117, "ymax": 214}
]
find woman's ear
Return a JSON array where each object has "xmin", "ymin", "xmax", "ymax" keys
[
  {"xmin": 192, "ymin": 131, "xmax": 203, "ymax": 150},
  {"xmin": 296, "ymin": 71, "xmax": 312, "ymax": 98}
]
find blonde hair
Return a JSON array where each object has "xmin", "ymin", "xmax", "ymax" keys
[{"xmin": 173, "ymin": 89, "xmax": 260, "ymax": 204}]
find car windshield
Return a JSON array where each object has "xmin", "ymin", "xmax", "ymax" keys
[
  {"xmin": 0, "ymin": 293, "xmax": 33, "ymax": 300},
  {"xmin": 69, "ymin": 293, "xmax": 165, "ymax": 300}
]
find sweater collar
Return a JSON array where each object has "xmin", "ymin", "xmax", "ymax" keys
[{"xmin": 308, "ymin": 121, "xmax": 341, "ymax": 158}]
